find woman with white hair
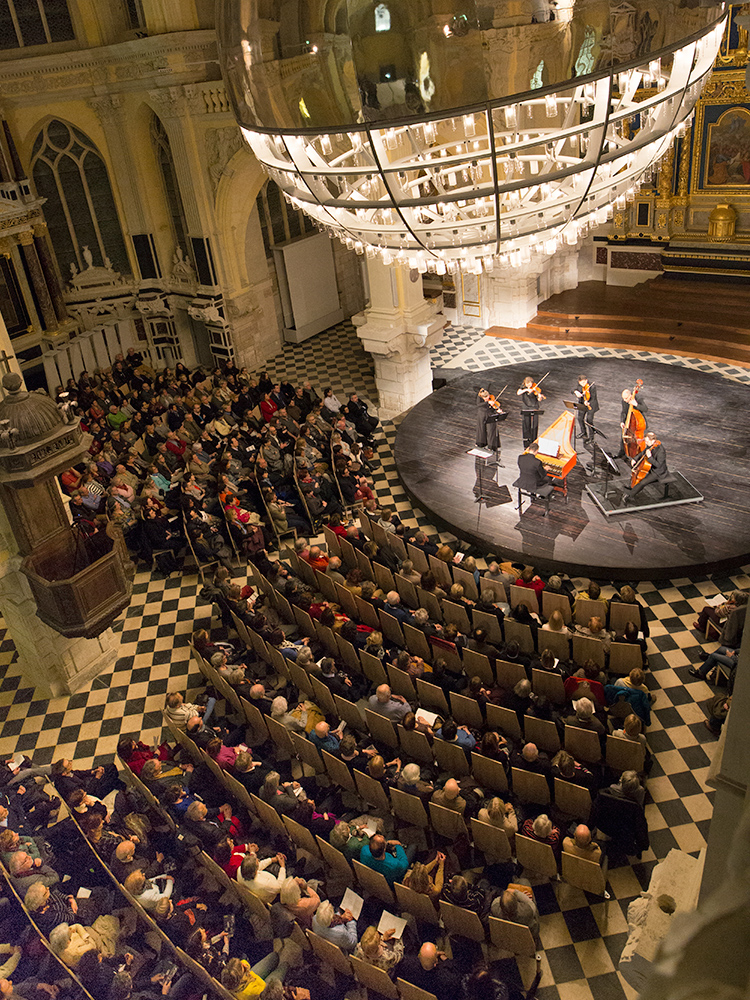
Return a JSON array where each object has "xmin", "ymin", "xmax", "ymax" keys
[
  {"xmin": 520, "ymin": 812, "xmax": 562, "ymax": 860},
  {"xmin": 270, "ymin": 695, "xmax": 307, "ymax": 733},
  {"xmin": 311, "ymin": 898, "xmax": 358, "ymax": 951}
]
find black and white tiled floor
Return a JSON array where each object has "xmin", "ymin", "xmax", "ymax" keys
[{"xmin": 0, "ymin": 321, "xmax": 743, "ymax": 1000}]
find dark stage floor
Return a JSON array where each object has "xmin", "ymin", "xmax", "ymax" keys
[{"xmin": 394, "ymin": 357, "xmax": 750, "ymax": 580}]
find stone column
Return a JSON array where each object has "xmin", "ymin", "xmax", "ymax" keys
[
  {"xmin": 33, "ymin": 223, "xmax": 67, "ymax": 323},
  {"xmin": 17, "ymin": 232, "xmax": 57, "ymax": 332},
  {"xmin": 354, "ymin": 259, "xmax": 446, "ymax": 420},
  {"xmin": 88, "ymin": 95, "xmax": 149, "ymax": 238}
]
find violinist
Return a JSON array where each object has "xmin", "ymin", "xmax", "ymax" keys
[
  {"xmin": 476, "ymin": 387, "xmax": 503, "ymax": 453},
  {"xmin": 517, "ymin": 376, "xmax": 545, "ymax": 448},
  {"xmin": 622, "ymin": 433, "xmax": 669, "ymax": 504},
  {"xmin": 573, "ymin": 375, "xmax": 599, "ymax": 443}
]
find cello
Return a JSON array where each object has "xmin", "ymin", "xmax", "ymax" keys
[
  {"xmin": 622, "ymin": 379, "xmax": 646, "ymax": 459},
  {"xmin": 630, "ymin": 437, "xmax": 660, "ymax": 488}
]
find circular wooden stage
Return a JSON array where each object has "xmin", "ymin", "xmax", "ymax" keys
[{"xmin": 393, "ymin": 357, "xmax": 750, "ymax": 580}]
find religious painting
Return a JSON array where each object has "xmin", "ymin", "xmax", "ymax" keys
[
  {"xmin": 461, "ymin": 272, "xmax": 481, "ymax": 318},
  {"xmin": 705, "ymin": 107, "xmax": 750, "ymax": 187}
]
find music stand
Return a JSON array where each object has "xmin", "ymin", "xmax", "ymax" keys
[{"xmin": 584, "ymin": 425, "xmax": 609, "ymax": 476}]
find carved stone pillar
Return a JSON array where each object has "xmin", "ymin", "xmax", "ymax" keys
[
  {"xmin": 88, "ymin": 95, "xmax": 148, "ymax": 240},
  {"xmin": 17, "ymin": 232, "xmax": 57, "ymax": 332},
  {"xmin": 33, "ymin": 223, "xmax": 67, "ymax": 322},
  {"xmin": 354, "ymin": 259, "xmax": 446, "ymax": 419}
]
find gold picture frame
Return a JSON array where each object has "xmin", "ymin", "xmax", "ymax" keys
[
  {"xmin": 691, "ymin": 70, "xmax": 750, "ymax": 196},
  {"xmin": 461, "ymin": 271, "xmax": 481, "ymax": 318}
]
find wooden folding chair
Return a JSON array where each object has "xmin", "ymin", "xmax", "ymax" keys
[
  {"xmin": 361, "ymin": 650, "xmax": 388, "ymax": 687},
  {"xmin": 365, "ymin": 708, "xmax": 399, "ymax": 749},
  {"xmin": 452, "ymin": 564, "xmax": 478, "ymax": 601},
  {"xmin": 461, "ymin": 647, "xmax": 494, "ymax": 686},
  {"xmin": 429, "ymin": 801, "xmax": 468, "ymax": 840},
  {"xmin": 390, "ymin": 786, "xmax": 430, "ymax": 828},
  {"xmin": 333, "ymin": 694, "xmax": 367, "ymax": 734},
  {"xmin": 335, "ymin": 634, "xmax": 363, "ymax": 675},
  {"xmin": 397, "ymin": 725, "xmax": 434, "ymax": 766},
  {"xmin": 250, "ymin": 793, "xmax": 288, "ymax": 840},
  {"xmin": 439, "ymin": 900, "xmax": 485, "ymax": 942},
  {"xmin": 307, "ymin": 929, "xmax": 352, "ymax": 976},
  {"xmin": 223, "ymin": 772, "xmax": 255, "ymax": 814},
  {"xmin": 267, "ymin": 643, "xmax": 292, "ymax": 683},
  {"xmin": 397, "ymin": 979, "xmax": 440, "ymax": 1000},
  {"xmin": 609, "ymin": 642, "xmax": 644, "ymax": 675},
  {"xmin": 553, "ymin": 779, "xmax": 592, "ymax": 823},
  {"xmin": 316, "ymin": 836, "xmax": 353, "ymax": 883},
  {"xmin": 416, "ymin": 588, "xmax": 443, "ymax": 623},
  {"xmin": 293, "ymin": 605, "xmax": 316, "ymax": 638},
  {"xmin": 564, "ymin": 724, "xmax": 602, "ymax": 764},
  {"xmin": 481, "ymin": 578, "xmax": 508, "ymax": 604},
  {"xmin": 510, "ymin": 585, "xmax": 539, "ymax": 617},
  {"xmin": 356, "ymin": 596, "xmax": 380, "ymax": 629},
  {"xmin": 403, "ymin": 623, "xmax": 432, "ymax": 662},
  {"xmin": 515, "ymin": 833, "xmax": 558, "ymax": 878},
  {"xmin": 290, "ymin": 731, "xmax": 325, "ymax": 772},
  {"xmin": 542, "ymin": 590, "xmax": 573, "ymax": 624},
  {"xmin": 535, "ymin": 631, "xmax": 571, "ymax": 665},
  {"xmin": 350, "ymin": 955, "xmax": 398, "ymax": 999},
  {"xmin": 488, "ymin": 916, "xmax": 537, "ymax": 956},
  {"xmin": 287, "ymin": 661, "xmax": 314, "ymax": 699},
  {"xmin": 315, "ymin": 570, "xmax": 338, "ymax": 604},
  {"xmin": 274, "ymin": 592, "xmax": 295, "ymax": 625},
  {"xmin": 310, "ymin": 676, "xmax": 336, "ymax": 716},
  {"xmin": 387, "ymin": 664, "xmax": 416, "ymax": 701},
  {"xmin": 572, "ymin": 635, "xmax": 605, "ymax": 669},
  {"xmin": 415, "ymin": 678, "xmax": 449, "ymax": 716},
  {"xmin": 264, "ymin": 714, "xmax": 295, "ymax": 755},
  {"xmin": 396, "ymin": 574, "xmax": 419, "ymax": 609},
  {"xmin": 335, "ymin": 583, "xmax": 358, "ymax": 619},
  {"xmin": 605, "ymin": 734, "xmax": 645, "ymax": 772},
  {"xmin": 322, "ymin": 525, "xmax": 342, "ymax": 557},
  {"xmin": 511, "ymin": 767, "xmax": 550, "ymax": 805},
  {"xmin": 471, "ymin": 818, "xmax": 511, "ymax": 861},
  {"xmin": 471, "ymin": 752, "xmax": 509, "ymax": 794},
  {"xmin": 428, "ymin": 636, "xmax": 462, "ymax": 673},
  {"xmin": 574, "ymin": 598, "xmax": 608, "ymax": 627},
  {"xmin": 355, "ymin": 549, "xmax": 374, "ymax": 582},
  {"xmin": 495, "ymin": 659, "xmax": 527, "ymax": 689},
  {"xmin": 355, "ymin": 769, "xmax": 392, "ymax": 814},
  {"xmin": 371, "ymin": 521, "xmax": 390, "ymax": 549},
  {"xmin": 235, "ymin": 882, "xmax": 272, "ymax": 924},
  {"xmin": 523, "ymin": 715, "xmax": 561, "ymax": 754},
  {"xmin": 486, "ymin": 703, "xmax": 523, "ymax": 741},
  {"xmin": 562, "ymin": 851, "xmax": 609, "ymax": 897},
  {"xmin": 379, "ymin": 609, "xmax": 406, "ymax": 647},
  {"xmin": 394, "ymin": 882, "xmax": 440, "ymax": 925},
  {"xmin": 428, "ymin": 555, "xmax": 452, "ymax": 589},
  {"xmin": 472, "ymin": 608, "xmax": 503, "ymax": 644},
  {"xmin": 450, "ymin": 691, "xmax": 484, "ymax": 729},
  {"xmin": 531, "ymin": 667, "xmax": 566, "ymax": 704},
  {"xmin": 407, "ymin": 543, "xmax": 429, "ymax": 574},
  {"xmin": 283, "ymin": 814, "xmax": 321, "ymax": 858},
  {"xmin": 503, "ymin": 619, "xmax": 535, "ymax": 653},
  {"xmin": 351, "ymin": 859, "xmax": 396, "ymax": 907},
  {"xmin": 321, "ymin": 748, "xmax": 358, "ymax": 795},
  {"xmin": 432, "ymin": 737, "xmax": 470, "ymax": 777},
  {"xmin": 338, "ymin": 536, "xmax": 357, "ymax": 570},
  {"xmin": 374, "ymin": 561, "xmax": 395, "ymax": 594},
  {"xmin": 441, "ymin": 600, "xmax": 471, "ymax": 634}
]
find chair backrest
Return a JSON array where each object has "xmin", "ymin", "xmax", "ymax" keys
[
  {"xmin": 396, "ymin": 574, "xmax": 419, "ymax": 610},
  {"xmin": 461, "ymin": 647, "xmax": 494, "ymax": 686},
  {"xmin": 335, "ymin": 634, "xmax": 363, "ymax": 676},
  {"xmin": 609, "ymin": 601, "xmax": 642, "ymax": 633},
  {"xmin": 428, "ymin": 554, "xmax": 452, "ymax": 589},
  {"xmin": 438, "ymin": 900, "xmax": 485, "ymax": 942},
  {"xmin": 274, "ymin": 592, "xmax": 295, "ymax": 625},
  {"xmin": 403, "ymin": 623, "xmax": 432, "ymax": 663},
  {"xmin": 394, "ymin": 884, "xmax": 440, "ymax": 927},
  {"xmin": 605, "ymin": 734, "xmax": 645, "ymax": 772},
  {"xmin": 415, "ymin": 677, "xmax": 449, "ymax": 715},
  {"xmin": 451, "ymin": 564, "xmax": 478, "ymax": 600},
  {"xmin": 333, "ymin": 693, "xmax": 367, "ymax": 733},
  {"xmin": 355, "ymin": 548, "xmax": 374, "ymax": 581},
  {"xmin": 564, "ymin": 724, "xmax": 602, "ymax": 763},
  {"xmin": 287, "ymin": 660, "xmax": 314, "ymax": 698},
  {"xmin": 449, "ymin": 691, "xmax": 484, "ymax": 729},
  {"xmin": 338, "ymin": 535, "xmax": 357, "ymax": 570},
  {"xmin": 365, "ymin": 708, "xmax": 399, "ymax": 749},
  {"xmin": 360, "ymin": 649, "xmax": 388, "ymax": 687},
  {"xmin": 290, "ymin": 731, "xmax": 325, "ymax": 772},
  {"xmin": 350, "ymin": 955, "xmax": 398, "ymax": 1000},
  {"xmin": 224, "ymin": 772, "xmax": 255, "ymax": 814},
  {"xmin": 472, "ymin": 608, "xmax": 503, "ymax": 644},
  {"xmin": 354, "ymin": 768, "xmax": 392, "ymax": 813},
  {"xmin": 267, "ymin": 643, "xmax": 292, "ymax": 682},
  {"xmin": 441, "ymin": 600, "xmax": 471, "ymax": 634},
  {"xmin": 429, "ymin": 800, "xmax": 468, "ymax": 839},
  {"xmin": 572, "ymin": 635, "xmax": 605, "ymax": 669},
  {"xmin": 321, "ymin": 749, "xmax": 357, "ymax": 794},
  {"xmin": 561, "ymin": 850, "xmax": 607, "ymax": 895},
  {"xmin": 574, "ymin": 597, "xmax": 608, "ymax": 626},
  {"xmin": 356, "ymin": 596, "xmax": 380, "ymax": 629},
  {"xmin": 351, "ymin": 859, "xmax": 396, "ymax": 907},
  {"xmin": 250, "ymin": 793, "xmax": 288, "ymax": 839},
  {"xmin": 335, "ymin": 583, "xmax": 358, "ymax": 619},
  {"xmin": 388, "ymin": 533, "xmax": 407, "ymax": 561},
  {"xmin": 511, "ymin": 767, "xmax": 550, "ymax": 805},
  {"xmin": 387, "ymin": 663, "xmax": 416, "ymax": 701},
  {"xmin": 292, "ymin": 605, "xmax": 315, "ymax": 637},
  {"xmin": 416, "ymin": 588, "xmax": 443, "ymax": 623},
  {"xmin": 310, "ymin": 675, "xmax": 336, "ymax": 716},
  {"xmin": 481, "ymin": 577, "xmax": 508, "ymax": 604},
  {"xmin": 531, "ymin": 667, "xmax": 567, "ymax": 704},
  {"xmin": 315, "ymin": 569, "xmax": 338, "ymax": 604},
  {"xmin": 535, "ymin": 631, "xmax": 572, "ymax": 666},
  {"xmin": 307, "ymin": 929, "xmax": 352, "ymax": 976},
  {"xmin": 553, "ymin": 778, "xmax": 592, "ymax": 822},
  {"xmin": 523, "ymin": 715, "xmax": 561, "ymax": 754},
  {"xmin": 488, "ymin": 916, "xmax": 537, "ymax": 956},
  {"xmin": 373, "ymin": 560, "xmax": 396, "ymax": 594},
  {"xmin": 503, "ymin": 619, "xmax": 535, "ymax": 653},
  {"xmin": 390, "ymin": 786, "xmax": 430, "ymax": 828},
  {"xmin": 471, "ymin": 818, "xmax": 511, "ymax": 861},
  {"xmin": 316, "ymin": 836, "xmax": 353, "ymax": 881},
  {"xmin": 495, "ymin": 658, "xmax": 527, "ymax": 690},
  {"xmin": 397, "ymin": 723, "xmax": 434, "ymax": 765},
  {"xmin": 407, "ymin": 543, "xmax": 429, "ymax": 573},
  {"xmin": 379, "ymin": 609, "xmax": 406, "ymax": 647},
  {"xmin": 432, "ymin": 736, "xmax": 470, "ymax": 777},
  {"xmin": 515, "ymin": 833, "xmax": 558, "ymax": 877},
  {"xmin": 470, "ymin": 752, "xmax": 509, "ymax": 794},
  {"xmin": 427, "ymin": 636, "xmax": 462, "ymax": 673},
  {"xmin": 283, "ymin": 814, "xmax": 321, "ymax": 858},
  {"xmin": 510, "ymin": 584, "xmax": 539, "ymax": 616},
  {"xmin": 486, "ymin": 703, "xmax": 523, "ymax": 741},
  {"xmin": 322, "ymin": 525, "xmax": 342, "ymax": 557},
  {"xmin": 239, "ymin": 697, "xmax": 269, "ymax": 742},
  {"xmin": 609, "ymin": 641, "xmax": 644, "ymax": 675},
  {"xmin": 234, "ymin": 881, "xmax": 272, "ymax": 924},
  {"xmin": 542, "ymin": 590, "xmax": 573, "ymax": 624}
]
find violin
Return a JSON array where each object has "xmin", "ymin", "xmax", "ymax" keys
[
  {"xmin": 622, "ymin": 379, "xmax": 646, "ymax": 460},
  {"xmin": 518, "ymin": 371, "xmax": 549, "ymax": 400},
  {"xmin": 480, "ymin": 386, "xmax": 509, "ymax": 419},
  {"xmin": 576, "ymin": 380, "xmax": 595, "ymax": 410},
  {"xmin": 630, "ymin": 437, "xmax": 660, "ymax": 488}
]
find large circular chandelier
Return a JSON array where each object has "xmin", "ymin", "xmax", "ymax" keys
[{"xmin": 218, "ymin": 1, "xmax": 726, "ymax": 273}]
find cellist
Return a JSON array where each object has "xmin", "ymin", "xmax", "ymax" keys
[{"xmin": 622, "ymin": 432, "xmax": 670, "ymax": 504}]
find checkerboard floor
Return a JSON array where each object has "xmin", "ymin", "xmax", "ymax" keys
[{"xmin": 1, "ymin": 322, "xmax": 743, "ymax": 1000}]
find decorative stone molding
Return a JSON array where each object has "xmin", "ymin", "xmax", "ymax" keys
[
  {"xmin": 184, "ymin": 83, "xmax": 231, "ymax": 116},
  {"xmin": 206, "ymin": 126, "xmax": 244, "ymax": 194},
  {"xmin": 135, "ymin": 289, "xmax": 173, "ymax": 318},
  {"xmin": 170, "ymin": 247, "xmax": 197, "ymax": 289}
]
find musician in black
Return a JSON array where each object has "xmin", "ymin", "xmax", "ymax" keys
[
  {"xmin": 514, "ymin": 443, "xmax": 554, "ymax": 497},
  {"xmin": 614, "ymin": 388, "xmax": 648, "ymax": 460},
  {"xmin": 622, "ymin": 433, "xmax": 669, "ymax": 503},
  {"xmin": 517, "ymin": 376, "xmax": 544, "ymax": 448},
  {"xmin": 573, "ymin": 375, "xmax": 598, "ymax": 443},
  {"xmin": 476, "ymin": 387, "xmax": 501, "ymax": 452}
]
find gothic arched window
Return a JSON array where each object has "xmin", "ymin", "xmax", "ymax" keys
[
  {"xmin": 0, "ymin": 0, "xmax": 75, "ymax": 50},
  {"xmin": 150, "ymin": 112, "xmax": 191, "ymax": 264},
  {"xmin": 31, "ymin": 119, "xmax": 129, "ymax": 279}
]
